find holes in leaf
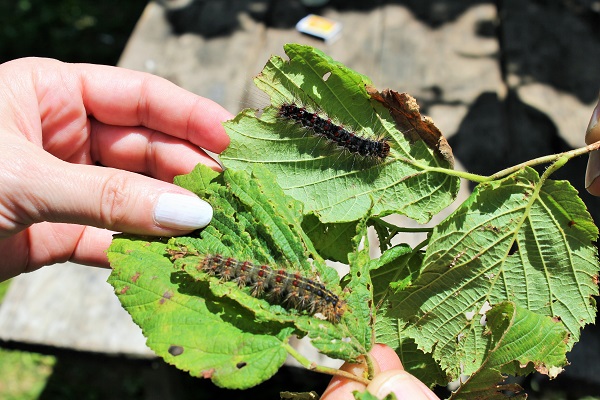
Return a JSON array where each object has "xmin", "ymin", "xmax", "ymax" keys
[
  {"xmin": 168, "ymin": 345, "xmax": 184, "ymax": 356},
  {"xmin": 322, "ymin": 71, "xmax": 331, "ymax": 81},
  {"xmin": 253, "ymin": 108, "xmax": 265, "ymax": 118},
  {"xmin": 236, "ymin": 361, "xmax": 247, "ymax": 369},
  {"xmin": 508, "ymin": 242, "xmax": 518, "ymax": 255}
]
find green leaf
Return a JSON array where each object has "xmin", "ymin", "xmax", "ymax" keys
[
  {"xmin": 107, "ymin": 236, "xmax": 290, "ymax": 389},
  {"xmin": 302, "ymin": 214, "xmax": 357, "ymax": 264},
  {"xmin": 450, "ymin": 302, "xmax": 569, "ymax": 400},
  {"xmin": 344, "ymin": 217, "xmax": 376, "ymax": 352},
  {"xmin": 387, "ymin": 167, "xmax": 599, "ymax": 380},
  {"xmin": 354, "ymin": 390, "xmax": 397, "ymax": 400},
  {"xmin": 375, "ymin": 316, "xmax": 446, "ymax": 388},
  {"xmin": 221, "ymin": 43, "xmax": 459, "ymax": 224},
  {"xmin": 372, "ymin": 246, "xmax": 445, "ymax": 387},
  {"xmin": 108, "ymin": 164, "xmax": 372, "ymax": 388},
  {"xmin": 370, "ymin": 244, "xmax": 422, "ymax": 306}
]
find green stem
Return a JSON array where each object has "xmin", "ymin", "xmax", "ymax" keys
[
  {"xmin": 424, "ymin": 166, "xmax": 488, "ymax": 183},
  {"xmin": 541, "ymin": 154, "xmax": 570, "ymax": 180},
  {"xmin": 374, "ymin": 219, "xmax": 434, "ymax": 233},
  {"xmin": 412, "ymin": 238, "xmax": 429, "ymax": 253},
  {"xmin": 364, "ymin": 353, "xmax": 376, "ymax": 380},
  {"xmin": 426, "ymin": 139, "xmax": 600, "ymax": 183},
  {"xmin": 283, "ymin": 342, "xmax": 370, "ymax": 386}
]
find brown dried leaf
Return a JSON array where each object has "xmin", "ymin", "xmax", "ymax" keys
[{"xmin": 367, "ymin": 86, "xmax": 454, "ymax": 168}]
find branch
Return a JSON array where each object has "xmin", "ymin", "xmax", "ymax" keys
[{"xmin": 424, "ymin": 139, "xmax": 600, "ymax": 183}]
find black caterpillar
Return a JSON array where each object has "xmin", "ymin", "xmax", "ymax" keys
[{"xmin": 278, "ymin": 102, "xmax": 390, "ymax": 161}]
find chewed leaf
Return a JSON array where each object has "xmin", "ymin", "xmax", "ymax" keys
[
  {"xmin": 171, "ymin": 165, "xmax": 369, "ymax": 352},
  {"xmin": 302, "ymin": 214, "xmax": 357, "ymax": 264},
  {"xmin": 450, "ymin": 302, "xmax": 569, "ymax": 399},
  {"xmin": 367, "ymin": 88, "xmax": 454, "ymax": 167},
  {"xmin": 387, "ymin": 167, "xmax": 598, "ymax": 379},
  {"xmin": 107, "ymin": 236, "xmax": 290, "ymax": 389},
  {"xmin": 221, "ymin": 43, "xmax": 459, "ymax": 224},
  {"xmin": 108, "ymin": 164, "xmax": 372, "ymax": 388}
]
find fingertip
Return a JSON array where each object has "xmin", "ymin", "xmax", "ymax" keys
[
  {"xmin": 321, "ymin": 376, "xmax": 366, "ymax": 400},
  {"xmin": 585, "ymin": 151, "xmax": 600, "ymax": 196},
  {"xmin": 153, "ymin": 192, "xmax": 213, "ymax": 230},
  {"xmin": 585, "ymin": 93, "xmax": 600, "ymax": 144},
  {"xmin": 190, "ymin": 98, "xmax": 233, "ymax": 154},
  {"xmin": 321, "ymin": 356, "xmax": 370, "ymax": 400},
  {"xmin": 369, "ymin": 344, "xmax": 404, "ymax": 372},
  {"xmin": 584, "ymin": 95, "xmax": 600, "ymax": 196}
]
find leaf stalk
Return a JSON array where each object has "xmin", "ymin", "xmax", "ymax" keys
[
  {"xmin": 424, "ymin": 139, "xmax": 600, "ymax": 183},
  {"xmin": 282, "ymin": 342, "xmax": 371, "ymax": 386}
]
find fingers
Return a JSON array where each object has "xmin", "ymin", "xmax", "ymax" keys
[
  {"xmin": 365, "ymin": 345, "xmax": 438, "ymax": 399},
  {"xmin": 369, "ymin": 343, "xmax": 403, "ymax": 371},
  {"xmin": 585, "ymin": 93, "xmax": 600, "ymax": 195},
  {"xmin": 48, "ymin": 163, "xmax": 213, "ymax": 235},
  {"xmin": 0, "ymin": 57, "xmax": 232, "ymax": 155},
  {"xmin": 0, "ymin": 139, "xmax": 213, "ymax": 238},
  {"xmin": 321, "ymin": 344, "xmax": 438, "ymax": 400},
  {"xmin": 0, "ymin": 223, "xmax": 113, "ymax": 280},
  {"xmin": 89, "ymin": 122, "xmax": 222, "ymax": 181},
  {"xmin": 321, "ymin": 353, "xmax": 380, "ymax": 399},
  {"xmin": 321, "ymin": 344, "xmax": 393, "ymax": 400},
  {"xmin": 367, "ymin": 370, "xmax": 439, "ymax": 400},
  {"xmin": 73, "ymin": 62, "xmax": 233, "ymax": 153}
]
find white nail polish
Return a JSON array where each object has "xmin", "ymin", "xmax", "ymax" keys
[{"xmin": 154, "ymin": 193, "xmax": 213, "ymax": 230}]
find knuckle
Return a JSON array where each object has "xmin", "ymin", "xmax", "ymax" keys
[{"xmin": 99, "ymin": 173, "xmax": 134, "ymax": 228}]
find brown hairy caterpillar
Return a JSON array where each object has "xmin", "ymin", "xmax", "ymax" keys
[
  {"xmin": 278, "ymin": 102, "xmax": 391, "ymax": 161},
  {"xmin": 200, "ymin": 254, "xmax": 346, "ymax": 323}
]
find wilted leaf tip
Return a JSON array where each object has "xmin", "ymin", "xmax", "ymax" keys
[{"xmin": 367, "ymin": 86, "xmax": 454, "ymax": 168}]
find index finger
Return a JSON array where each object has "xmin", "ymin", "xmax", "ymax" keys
[{"xmin": 75, "ymin": 63, "xmax": 232, "ymax": 153}]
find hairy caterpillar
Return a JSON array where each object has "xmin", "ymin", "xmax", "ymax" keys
[
  {"xmin": 278, "ymin": 102, "xmax": 390, "ymax": 161},
  {"xmin": 199, "ymin": 254, "xmax": 346, "ymax": 323}
]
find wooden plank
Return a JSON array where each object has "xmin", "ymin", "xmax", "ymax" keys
[
  {"xmin": 379, "ymin": 3, "xmax": 503, "ymax": 138},
  {"xmin": 499, "ymin": 0, "xmax": 600, "ymax": 149},
  {"xmin": 0, "ymin": 262, "xmax": 154, "ymax": 357},
  {"xmin": 118, "ymin": 2, "xmax": 269, "ymax": 114}
]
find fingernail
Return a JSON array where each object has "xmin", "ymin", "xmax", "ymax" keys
[
  {"xmin": 586, "ymin": 92, "xmax": 600, "ymax": 141},
  {"xmin": 586, "ymin": 151, "xmax": 600, "ymax": 189},
  {"xmin": 154, "ymin": 193, "xmax": 213, "ymax": 230}
]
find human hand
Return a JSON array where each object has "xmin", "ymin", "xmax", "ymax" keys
[
  {"xmin": 585, "ymin": 94, "xmax": 600, "ymax": 195},
  {"xmin": 0, "ymin": 57, "xmax": 232, "ymax": 280},
  {"xmin": 321, "ymin": 344, "xmax": 439, "ymax": 400}
]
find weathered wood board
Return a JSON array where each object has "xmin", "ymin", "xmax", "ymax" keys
[{"xmin": 0, "ymin": 262, "xmax": 154, "ymax": 357}]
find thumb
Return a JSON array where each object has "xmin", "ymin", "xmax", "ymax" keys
[
  {"xmin": 2, "ymin": 146, "xmax": 212, "ymax": 237},
  {"xmin": 366, "ymin": 370, "xmax": 439, "ymax": 400}
]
